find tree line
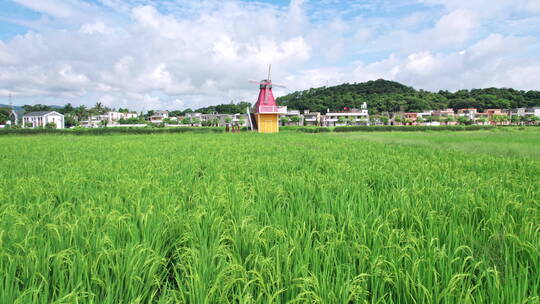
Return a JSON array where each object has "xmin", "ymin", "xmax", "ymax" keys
[
  {"xmin": 4, "ymin": 79, "xmax": 540, "ymax": 126},
  {"xmin": 276, "ymin": 79, "xmax": 540, "ymax": 114},
  {"xmin": 2, "ymin": 101, "xmax": 252, "ymax": 127}
]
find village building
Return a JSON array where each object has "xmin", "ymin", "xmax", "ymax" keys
[
  {"xmin": 457, "ymin": 108, "xmax": 478, "ymax": 120},
  {"xmin": 474, "ymin": 109, "xmax": 505, "ymax": 121},
  {"xmin": 104, "ymin": 111, "xmax": 138, "ymax": 121},
  {"xmin": 417, "ymin": 110, "xmax": 434, "ymax": 118},
  {"xmin": 81, "ymin": 111, "xmax": 139, "ymax": 127},
  {"xmin": 280, "ymin": 110, "xmax": 303, "ymax": 126},
  {"xmin": 403, "ymin": 112, "xmax": 418, "ymax": 125},
  {"xmin": 185, "ymin": 112, "xmax": 202, "ymax": 120},
  {"xmin": 198, "ymin": 113, "xmax": 248, "ymax": 127},
  {"xmin": 231, "ymin": 113, "xmax": 248, "ymax": 126},
  {"xmin": 97, "ymin": 111, "xmax": 138, "ymax": 122},
  {"xmin": 199, "ymin": 113, "xmax": 219, "ymax": 124},
  {"xmin": 484, "ymin": 109, "xmax": 504, "ymax": 116},
  {"xmin": 432, "ymin": 108, "xmax": 455, "ymax": 117},
  {"xmin": 149, "ymin": 110, "xmax": 169, "ymax": 124},
  {"xmin": 23, "ymin": 111, "xmax": 65, "ymax": 129},
  {"xmin": 323, "ymin": 103, "xmax": 369, "ymax": 126},
  {"xmin": 303, "ymin": 110, "xmax": 321, "ymax": 126},
  {"xmin": 510, "ymin": 107, "xmax": 540, "ymax": 117}
]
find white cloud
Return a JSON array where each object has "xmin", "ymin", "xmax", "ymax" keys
[
  {"xmin": 350, "ymin": 34, "xmax": 538, "ymax": 91},
  {"xmin": 80, "ymin": 22, "xmax": 108, "ymax": 34},
  {"xmin": 11, "ymin": 0, "xmax": 77, "ymax": 17},
  {"xmin": 1, "ymin": 0, "xmax": 539, "ymax": 110},
  {"xmin": 420, "ymin": 0, "xmax": 540, "ymax": 18},
  {"xmin": 0, "ymin": 1, "xmax": 316, "ymax": 109},
  {"xmin": 433, "ymin": 9, "xmax": 476, "ymax": 44}
]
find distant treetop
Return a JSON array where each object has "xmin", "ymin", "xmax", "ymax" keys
[{"xmin": 276, "ymin": 79, "xmax": 540, "ymax": 114}]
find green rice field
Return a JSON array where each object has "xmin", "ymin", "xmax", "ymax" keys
[{"xmin": 0, "ymin": 129, "xmax": 539, "ymax": 303}]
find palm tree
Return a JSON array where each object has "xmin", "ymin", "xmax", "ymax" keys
[
  {"xmin": 93, "ymin": 102, "xmax": 106, "ymax": 115},
  {"xmin": 61, "ymin": 103, "xmax": 74, "ymax": 114},
  {"xmin": 74, "ymin": 105, "xmax": 89, "ymax": 121}
]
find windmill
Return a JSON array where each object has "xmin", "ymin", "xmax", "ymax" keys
[{"xmin": 248, "ymin": 64, "xmax": 286, "ymax": 133}]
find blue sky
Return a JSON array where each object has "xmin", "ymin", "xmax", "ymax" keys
[{"xmin": 1, "ymin": 0, "xmax": 540, "ymax": 110}]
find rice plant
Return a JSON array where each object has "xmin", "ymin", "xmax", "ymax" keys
[{"xmin": 0, "ymin": 130, "xmax": 538, "ymax": 303}]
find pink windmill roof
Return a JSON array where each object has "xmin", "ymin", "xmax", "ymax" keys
[{"xmin": 253, "ymin": 80, "xmax": 279, "ymax": 114}]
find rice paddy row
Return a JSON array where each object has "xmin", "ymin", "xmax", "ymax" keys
[{"xmin": 0, "ymin": 130, "xmax": 538, "ymax": 303}]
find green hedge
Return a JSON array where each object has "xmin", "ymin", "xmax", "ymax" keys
[
  {"xmin": 0, "ymin": 127, "xmax": 224, "ymax": 136},
  {"xmin": 296, "ymin": 127, "xmax": 332, "ymax": 133},
  {"xmin": 333, "ymin": 125, "xmax": 496, "ymax": 132}
]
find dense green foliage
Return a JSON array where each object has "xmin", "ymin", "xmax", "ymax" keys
[
  {"xmin": 277, "ymin": 79, "xmax": 540, "ymax": 113},
  {"xmin": 10, "ymin": 80, "xmax": 540, "ymax": 121},
  {"xmin": 333, "ymin": 125, "xmax": 496, "ymax": 132},
  {"xmin": 0, "ymin": 107, "xmax": 10, "ymax": 124},
  {"xmin": 295, "ymin": 127, "xmax": 332, "ymax": 133},
  {"xmin": 15, "ymin": 102, "xmax": 251, "ymax": 126},
  {"xmin": 191, "ymin": 101, "xmax": 252, "ymax": 114},
  {"xmin": 0, "ymin": 131, "xmax": 538, "ymax": 303},
  {"xmin": 118, "ymin": 117, "xmax": 148, "ymax": 124},
  {"xmin": 22, "ymin": 104, "xmax": 56, "ymax": 113}
]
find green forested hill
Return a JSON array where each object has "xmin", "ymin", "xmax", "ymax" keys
[{"xmin": 276, "ymin": 79, "xmax": 540, "ymax": 114}]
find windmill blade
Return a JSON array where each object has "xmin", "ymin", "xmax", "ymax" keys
[
  {"xmin": 248, "ymin": 80, "xmax": 261, "ymax": 84},
  {"xmin": 272, "ymin": 83, "xmax": 286, "ymax": 88},
  {"xmin": 267, "ymin": 64, "xmax": 272, "ymax": 81}
]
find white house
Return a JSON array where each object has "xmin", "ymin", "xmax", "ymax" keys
[
  {"xmin": 23, "ymin": 111, "xmax": 65, "ymax": 129},
  {"xmin": 324, "ymin": 103, "xmax": 369, "ymax": 126},
  {"xmin": 185, "ymin": 112, "xmax": 202, "ymax": 120},
  {"xmin": 149, "ymin": 110, "xmax": 169, "ymax": 124},
  {"xmin": 280, "ymin": 110, "xmax": 303, "ymax": 126},
  {"xmin": 417, "ymin": 110, "xmax": 434, "ymax": 118},
  {"xmin": 510, "ymin": 107, "xmax": 540, "ymax": 118},
  {"xmin": 198, "ymin": 113, "xmax": 248, "ymax": 126},
  {"xmin": 231, "ymin": 113, "xmax": 248, "ymax": 126},
  {"xmin": 84, "ymin": 111, "xmax": 139, "ymax": 127},
  {"xmin": 303, "ymin": 110, "xmax": 322, "ymax": 126},
  {"xmin": 105, "ymin": 111, "xmax": 138, "ymax": 121}
]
